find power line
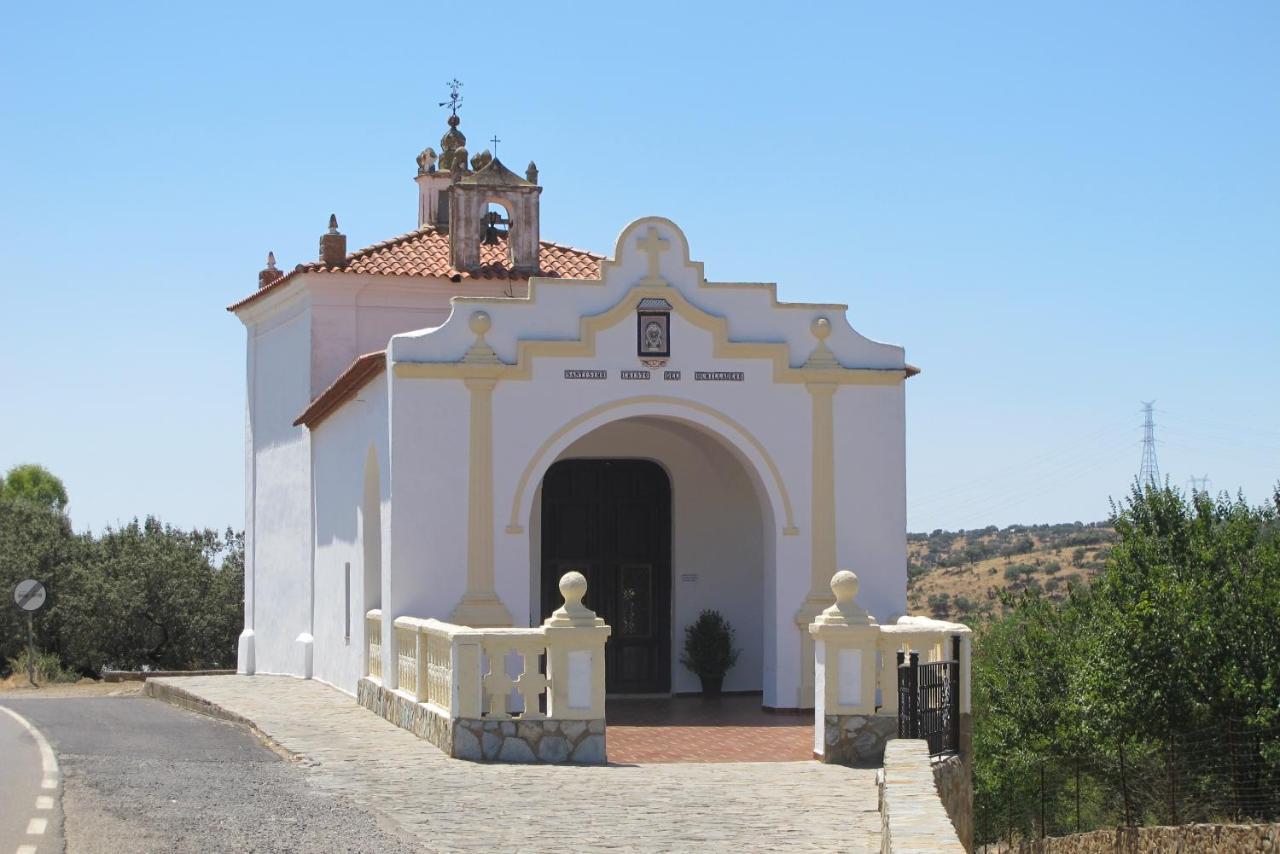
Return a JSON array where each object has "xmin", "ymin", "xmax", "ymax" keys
[{"xmin": 1139, "ymin": 401, "xmax": 1161, "ymax": 486}]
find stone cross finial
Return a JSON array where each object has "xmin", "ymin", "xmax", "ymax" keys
[
  {"xmin": 543, "ymin": 571, "xmax": 605, "ymax": 628},
  {"xmin": 636, "ymin": 226, "xmax": 669, "ymax": 286}
]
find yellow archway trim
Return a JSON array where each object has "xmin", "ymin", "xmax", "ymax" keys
[
  {"xmin": 393, "ymin": 283, "xmax": 907, "ymax": 385},
  {"xmin": 505, "ymin": 395, "xmax": 799, "ymax": 537}
]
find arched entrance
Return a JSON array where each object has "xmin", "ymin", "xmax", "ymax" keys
[
  {"xmin": 528, "ymin": 413, "xmax": 775, "ymax": 698},
  {"xmin": 539, "ymin": 459, "xmax": 671, "ymax": 694}
]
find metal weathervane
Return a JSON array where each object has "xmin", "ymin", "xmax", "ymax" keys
[{"xmin": 439, "ymin": 78, "xmax": 463, "ymax": 116}]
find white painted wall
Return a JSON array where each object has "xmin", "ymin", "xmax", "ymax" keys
[
  {"xmin": 309, "ymin": 373, "xmax": 390, "ymax": 694},
  {"xmin": 245, "ymin": 299, "xmax": 314, "ymax": 676},
  {"xmin": 834, "ymin": 383, "xmax": 908, "ymax": 621}
]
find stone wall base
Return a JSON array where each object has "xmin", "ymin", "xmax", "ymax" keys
[
  {"xmin": 1012, "ymin": 823, "xmax": 1280, "ymax": 853},
  {"xmin": 819, "ymin": 713, "xmax": 898, "ymax": 765},
  {"xmin": 356, "ymin": 677, "xmax": 605, "ymax": 764},
  {"xmin": 933, "ymin": 752, "xmax": 974, "ymax": 852}
]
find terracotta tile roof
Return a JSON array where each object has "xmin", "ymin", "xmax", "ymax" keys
[
  {"xmin": 230, "ymin": 227, "xmax": 603, "ymax": 312},
  {"xmin": 294, "ymin": 351, "xmax": 386, "ymax": 429}
]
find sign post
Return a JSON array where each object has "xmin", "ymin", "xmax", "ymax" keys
[{"xmin": 13, "ymin": 579, "xmax": 47, "ymax": 687}]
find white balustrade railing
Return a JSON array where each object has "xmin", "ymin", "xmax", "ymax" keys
[
  {"xmin": 366, "ymin": 610, "xmax": 383, "ymax": 682},
  {"xmin": 385, "ymin": 572, "xmax": 610, "ymax": 722},
  {"xmin": 395, "ymin": 624, "xmax": 419, "ymax": 697}
]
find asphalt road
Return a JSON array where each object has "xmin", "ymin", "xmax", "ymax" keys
[
  {"xmin": 0, "ymin": 704, "xmax": 63, "ymax": 854},
  {"xmin": 0, "ymin": 694, "xmax": 425, "ymax": 854}
]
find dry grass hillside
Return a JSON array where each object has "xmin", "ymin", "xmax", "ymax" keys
[{"xmin": 906, "ymin": 522, "xmax": 1117, "ymax": 623}]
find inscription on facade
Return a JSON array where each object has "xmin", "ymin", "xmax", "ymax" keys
[
  {"xmin": 694, "ymin": 371, "xmax": 745, "ymax": 382},
  {"xmin": 564, "ymin": 369, "xmax": 607, "ymax": 380},
  {"xmin": 664, "ymin": 371, "xmax": 681, "ymax": 381},
  {"xmin": 621, "ymin": 370, "xmax": 650, "ymax": 380}
]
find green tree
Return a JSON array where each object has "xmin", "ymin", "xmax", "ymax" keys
[
  {"xmin": 54, "ymin": 519, "xmax": 243, "ymax": 672},
  {"xmin": 972, "ymin": 483, "xmax": 1280, "ymax": 844},
  {"xmin": 1, "ymin": 464, "xmax": 68, "ymax": 511},
  {"xmin": 0, "ymin": 494, "xmax": 80, "ymax": 671}
]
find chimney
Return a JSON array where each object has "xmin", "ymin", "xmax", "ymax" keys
[
  {"xmin": 258, "ymin": 251, "xmax": 283, "ymax": 289},
  {"xmin": 319, "ymin": 214, "xmax": 347, "ymax": 268}
]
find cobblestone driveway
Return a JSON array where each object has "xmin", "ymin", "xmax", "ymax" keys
[{"xmin": 149, "ymin": 675, "xmax": 881, "ymax": 853}]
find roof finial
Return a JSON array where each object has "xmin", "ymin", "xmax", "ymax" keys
[
  {"xmin": 328, "ymin": 214, "xmax": 339, "ymax": 234},
  {"xmin": 490, "ymin": 134, "xmax": 501, "ymax": 157},
  {"xmin": 258, "ymin": 250, "xmax": 284, "ymax": 289}
]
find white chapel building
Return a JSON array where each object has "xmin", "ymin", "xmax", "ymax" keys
[{"xmin": 230, "ymin": 109, "xmax": 916, "ymax": 710}]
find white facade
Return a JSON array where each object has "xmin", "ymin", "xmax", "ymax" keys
[{"xmin": 234, "ymin": 215, "xmax": 912, "ymax": 710}]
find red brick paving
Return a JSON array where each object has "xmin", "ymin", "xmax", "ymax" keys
[{"xmin": 607, "ymin": 694, "xmax": 813, "ymax": 763}]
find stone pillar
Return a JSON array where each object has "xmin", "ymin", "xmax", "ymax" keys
[
  {"xmin": 543, "ymin": 572, "xmax": 611, "ymax": 722},
  {"xmin": 809, "ymin": 571, "xmax": 896, "ymax": 764},
  {"xmin": 449, "ymin": 378, "xmax": 514, "ymax": 628}
]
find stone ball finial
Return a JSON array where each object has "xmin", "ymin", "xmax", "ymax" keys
[
  {"xmin": 811, "ymin": 316, "xmax": 832, "ymax": 341},
  {"xmin": 831, "ymin": 570, "xmax": 859, "ymax": 605},
  {"xmin": 469, "ymin": 310, "xmax": 491, "ymax": 337},
  {"xmin": 543, "ymin": 570, "xmax": 601, "ymax": 628},
  {"xmin": 559, "ymin": 571, "xmax": 588, "ymax": 608}
]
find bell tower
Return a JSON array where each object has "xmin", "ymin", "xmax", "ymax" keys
[
  {"xmin": 413, "ymin": 81, "xmax": 542, "ymax": 273},
  {"xmin": 449, "ymin": 156, "xmax": 541, "ymax": 273}
]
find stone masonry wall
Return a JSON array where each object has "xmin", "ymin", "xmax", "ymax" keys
[
  {"xmin": 821, "ymin": 714, "xmax": 898, "ymax": 765},
  {"xmin": 357, "ymin": 677, "xmax": 605, "ymax": 764},
  {"xmin": 1009, "ymin": 823, "xmax": 1280, "ymax": 853},
  {"xmin": 934, "ymin": 752, "xmax": 974, "ymax": 852},
  {"xmin": 879, "ymin": 739, "xmax": 967, "ymax": 853}
]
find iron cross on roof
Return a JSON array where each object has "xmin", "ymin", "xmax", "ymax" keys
[
  {"xmin": 438, "ymin": 79, "xmax": 463, "ymax": 115},
  {"xmin": 490, "ymin": 135, "xmax": 501, "ymax": 157}
]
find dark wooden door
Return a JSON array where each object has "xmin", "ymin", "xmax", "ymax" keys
[{"xmin": 540, "ymin": 459, "xmax": 671, "ymax": 694}]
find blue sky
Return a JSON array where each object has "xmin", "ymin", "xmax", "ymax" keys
[{"xmin": 1, "ymin": 1, "xmax": 1276, "ymax": 535}]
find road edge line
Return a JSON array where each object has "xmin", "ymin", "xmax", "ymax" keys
[{"xmin": 0, "ymin": 704, "xmax": 60, "ymax": 783}]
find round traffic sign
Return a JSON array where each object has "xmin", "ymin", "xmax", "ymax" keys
[{"xmin": 14, "ymin": 579, "xmax": 46, "ymax": 612}]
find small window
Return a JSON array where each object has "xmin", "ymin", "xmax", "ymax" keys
[{"xmin": 344, "ymin": 562, "xmax": 351, "ymax": 641}]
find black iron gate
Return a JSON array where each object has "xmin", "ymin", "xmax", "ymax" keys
[{"xmin": 897, "ymin": 636, "xmax": 961, "ymax": 755}]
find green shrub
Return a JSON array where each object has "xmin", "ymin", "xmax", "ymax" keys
[
  {"xmin": 679, "ymin": 610, "xmax": 740, "ymax": 678},
  {"xmin": 6, "ymin": 648, "xmax": 77, "ymax": 684}
]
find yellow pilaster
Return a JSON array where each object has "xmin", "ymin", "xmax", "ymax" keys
[
  {"xmin": 450, "ymin": 377, "xmax": 514, "ymax": 628},
  {"xmin": 795, "ymin": 381, "xmax": 838, "ymax": 707}
]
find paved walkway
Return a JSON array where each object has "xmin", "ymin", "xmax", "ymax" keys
[
  {"xmin": 150, "ymin": 676, "xmax": 881, "ymax": 853},
  {"xmin": 608, "ymin": 695, "xmax": 812, "ymax": 762}
]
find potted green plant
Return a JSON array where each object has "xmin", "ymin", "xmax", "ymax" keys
[{"xmin": 680, "ymin": 609, "xmax": 740, "ymax": 697}]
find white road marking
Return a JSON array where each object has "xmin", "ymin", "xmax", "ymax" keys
[
  {"xmin": 0, "ymin": 707, "xmax": 60, "ymax": 778},
  {"xmin": 2, "ymin": 706, "xmax": 61, "ymax": 852}
]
